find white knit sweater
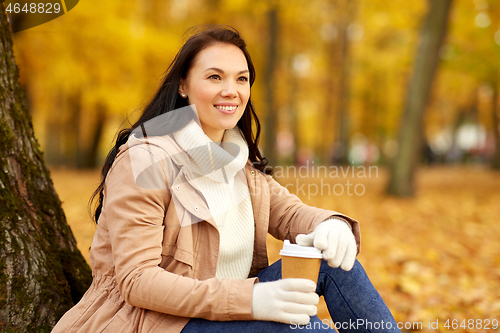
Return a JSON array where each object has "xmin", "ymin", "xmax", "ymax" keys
[{"xmin": 173, "ymin": 121, "xmax": 255, "ymax": 279}]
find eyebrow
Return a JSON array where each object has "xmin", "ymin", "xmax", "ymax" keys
[{"xmin": 204, "ymin": 67, "xmax": 249, "ymax": 75}]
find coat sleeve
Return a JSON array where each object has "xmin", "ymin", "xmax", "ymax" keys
[
  {"xmin": 264, "ymin": 172, "xmax": 361, "ymax": 254},
  {"xmin": 103, "ymin": 147, "xmax": 256, "ymax": 321}
]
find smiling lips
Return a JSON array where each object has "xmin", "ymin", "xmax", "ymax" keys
[{"xmin": 214, "ymin": 104, "xmax": 238, "ymax": 114}]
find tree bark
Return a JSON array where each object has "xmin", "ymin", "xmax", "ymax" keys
[
  {"xmin": 386, "ymin": 0, "xmax": 453, "ymax": 197},
  {"xmin": 0, "ymin": 5, "xmax": 92, "ymax": 332},
  {"xmin": 263, "ymin": 7, "xmax": 278, "ymax": 167}
]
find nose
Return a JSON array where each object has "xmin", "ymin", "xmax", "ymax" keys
[{"xmin": 221, "ymin": 81, "xmax": 238, "ymax": 98}]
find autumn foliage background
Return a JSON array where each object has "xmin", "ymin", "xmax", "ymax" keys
[{"xmin": 9, "ymin": 0, "xmax": 500, "ymax": 332}]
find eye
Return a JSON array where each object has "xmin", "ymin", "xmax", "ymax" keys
[
  {"xmin": 208, "ymin": 74, "xmax": 221, "ymax": 80},
  {"xmin": 238, "ymin": 76, "xmax": 249, "ymax": 82}
]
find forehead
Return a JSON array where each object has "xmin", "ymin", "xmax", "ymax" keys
[{"xmin": 190, "ymin": 43, "xmax": 248, "ymax": 73}]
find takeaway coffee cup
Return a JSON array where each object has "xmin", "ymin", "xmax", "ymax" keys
[{"xmin": 280, "ymin": 240, "xmax": 323, "ymax": 283}]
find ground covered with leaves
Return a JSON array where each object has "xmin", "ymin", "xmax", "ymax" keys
[{"xmin": 51, "ymin": 166, "xmax": 500, "ymax": 332}]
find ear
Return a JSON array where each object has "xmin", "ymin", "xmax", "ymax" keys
[{"xmin": 178, "ymin": 78, "xmax": 187, "ymax": 96}]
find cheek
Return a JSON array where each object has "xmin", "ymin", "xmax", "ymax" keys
[
  {"xmin": 241, "ymin": 87, "xmax": 251, "ymax": 103},
  {"xmin": 190, "ymin": 85, "xmax": 215, "ymax": 104}
]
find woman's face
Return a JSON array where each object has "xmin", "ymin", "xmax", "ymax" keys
[{"xmin": 179, "ymin": 43, "xmax": 250, "ymax": 142}]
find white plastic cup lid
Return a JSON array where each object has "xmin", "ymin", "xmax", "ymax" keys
[{"xmin": 279, "ymin": 240, "xmax": 323, "ymax": 259}]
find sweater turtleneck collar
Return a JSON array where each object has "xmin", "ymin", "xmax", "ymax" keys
[{"xmin": 173, "ymin": 120, "xmax": 249, "ymax": 184}]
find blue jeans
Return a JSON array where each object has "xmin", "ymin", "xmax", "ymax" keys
[{"xmin": 181, "ymin": 259, "xmax": 401, "ymax": 332}]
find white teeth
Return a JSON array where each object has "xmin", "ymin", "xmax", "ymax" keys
[{"xmin": 215, "ymin": 105, "xmax": 237, "ymax": 111}]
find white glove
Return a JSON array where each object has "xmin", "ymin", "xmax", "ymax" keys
[
  {"xmin": 296, "ymin": 218, "xmax": 356, "ymax": 271},
  {"xmin": 251, "ymin": 278, "xmax": 319, "ymax": 325}
]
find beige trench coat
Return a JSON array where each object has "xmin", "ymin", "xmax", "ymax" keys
[{"xmin": 51, "ymin": 133, "xmax": 361, "ymax": 333}]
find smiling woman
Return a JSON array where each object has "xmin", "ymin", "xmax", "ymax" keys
[{"xmin": 51, "ymin": 26, "xmax": 400, "ymax": 333}]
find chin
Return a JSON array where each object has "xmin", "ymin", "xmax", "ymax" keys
[
  {"xmin": 218, "ymin": 121, "xmax": 239, "ymax": 131},
  {"xmin": 220, "ymin": 126, "xmax": 237, "ymax": 132}
]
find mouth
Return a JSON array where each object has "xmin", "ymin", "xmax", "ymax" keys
[{"xmin": 213, "ymin": 104, "xmax": 238, "ymax": 114}]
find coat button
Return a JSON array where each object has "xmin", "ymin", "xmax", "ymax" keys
[
  {"xmin": 194, "ymin": 206, "xmax": 199, "ymax": 211},
  {"xmin": 250, "ymin": 171, "xmax": 255, "ymax": 175},
  {"xmin": 176, "ymin": 185, "xmax": 180, "ymax": 190}
]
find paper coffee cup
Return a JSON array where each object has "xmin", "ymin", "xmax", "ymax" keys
[{"xmin": 280, "ymin": 240, "xmax": 323, "ymax": 283}]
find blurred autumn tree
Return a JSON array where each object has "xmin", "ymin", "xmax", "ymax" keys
[
  {"xmin": 330, "ymin": 0, "xmax": 357, "ymax": 166},
  {"xmin": 492, "ymin": 76, "xmax": 500, "ymax": 169},
  {"xmin": 387, "ymin": 0, "xmax": 453, "ymax": 197},
  {"xmin": 262, "ymin": 5, "xmax": 279, "ymax": 167},
  {"xmin": 0, "ymin": 4, "xmax": 91, "ymax": 332}
]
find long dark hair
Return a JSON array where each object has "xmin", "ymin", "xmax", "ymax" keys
[{"xmin": 90, "ymin": 25, "xmax": 270, "ymax": 223}]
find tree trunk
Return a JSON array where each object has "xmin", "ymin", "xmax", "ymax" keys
[
  {"xmin": 44, "ymin": 91, "xmax": 64, "ymax": 165},
  {"xmin": 263, "ymin": 7, "xmax": 278, "ymax": 167},
  {"xmin": 386, "ymin": 0, "xmax": 453, "ymax": 197},
  {"xmin": 84, "ymin": 102, "xmax": 107, "ymax": 169},
  {"xmin": 334, "ymin": 18, "xmax": 352, "ymax": 166},
  {"xmin": 321, "ymin": 37, "xmax": 338, "ymax": 164},
  {"xmin": 0, "ymin": 5, "xmax": 92, "ymax": 332},
  {"xmin": 491, "ymin": 78, "xmax": 500, "ymax": 169},
  {"xmin": 289, "ymin": 74, "xmax": 299, "ymax": 165},
  {"xmin": 205, "ymin": 0, "xmax": 220, "ymax": 24},
  {"xmin": 67, "ymin": 91, "xmax": 82, "ymax": 168},
  {"xmin": 327, "ymin": 0, "xmax": 355, "ymax": 166}
]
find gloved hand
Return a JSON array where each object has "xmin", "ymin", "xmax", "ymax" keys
[
  {"xmin": 251, "ymin": 278, "xmax": 319, "ymax": 325},
  {"xmin": 296, "ymin": 218, "xmax": 356, "ymax": 271}
]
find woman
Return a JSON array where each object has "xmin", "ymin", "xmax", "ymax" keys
[{"xmin": 52, "ymin": 26, "xmax": 400, "ymax": 333}]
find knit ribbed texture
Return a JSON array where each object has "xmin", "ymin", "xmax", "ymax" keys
[{"xmin": 173, "ymin": 121, "xmax": 255, "ymax": 279}]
